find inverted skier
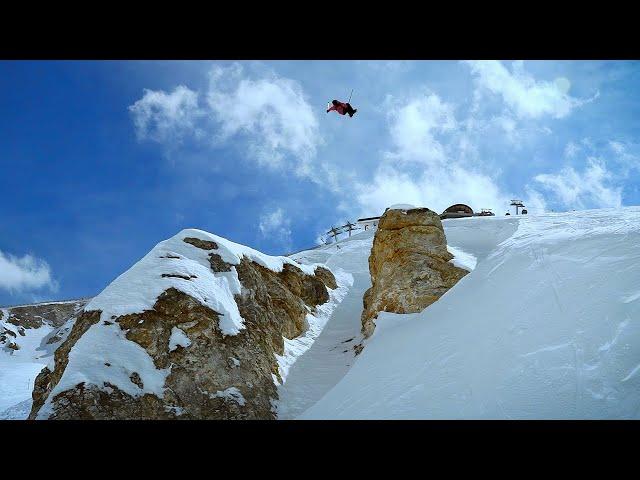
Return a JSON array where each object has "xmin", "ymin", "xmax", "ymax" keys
[{"xmin": 327, "ymin": 99, "xmax": 357, "ymax": 117}]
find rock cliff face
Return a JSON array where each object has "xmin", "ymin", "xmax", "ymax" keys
[
  {"xmin": 29, "ymin": 229, "xmax": 340, "ymax": 420},
  {"xmin": 361, "ymin": 206, "xmax": 469, "ymax": 338}
]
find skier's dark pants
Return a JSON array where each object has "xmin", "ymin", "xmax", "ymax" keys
[{"xmin": 345, "ymin": 103, "xmax": 356, "ymax": 117}]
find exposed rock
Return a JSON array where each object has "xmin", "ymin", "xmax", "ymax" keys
[
  {"xmin": 3, "ymin": 300, "xmax": 88, "ymax": 330},
  {"xmin": 161, "ymin": 273, "xmax": 197, "ymax": 280},
  {"xmin": 159, "ymin": 253, "xmax": 181, "ymax": 259},
  {"xmin": 361, "ymin": 206, "xmax": 469, "ymax": 337},
  {"xmin": 1, "ymin": 328, "xmax": 16, "ymax": 339},
  {"xmin": 314, "ymin": 266, "xmax": 338, "ymax": 290},
  {"xmin": 183, "ymin": 237, "xmax": 218, "ymax": 250},
  {"xmin": 209, "ymin": 253, "xmax": 233, "ymax": 272},
  {"xmin": 129, "ymin": 372, "xmax": 144, "ymax": 389},
  {"xmin": 29, "ymin": 231, "xmax": 338, "ymax": 420},
  {"xmin": 28, "ymin": 310, "xmax": 102, "ymax": 417}
]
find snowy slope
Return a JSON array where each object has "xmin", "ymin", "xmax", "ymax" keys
[
  {"xmin": 0, "ymin": 322, "xmax": 52, "ymax": 417},
  {"xmin": 276, "ymin": 231, "xmax": 374, "ymax": 418},
  {"xmin": 296, "ymin": 208, "xmax": 640, "ymax": 419},
  {"xmin": 0, "ymin": 305, "xmax": 79, "ymax": 419}
]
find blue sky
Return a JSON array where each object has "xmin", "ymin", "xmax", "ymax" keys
[{"xmin": 1, "ymin": 60, "xmax": 639, "ymax": 305}]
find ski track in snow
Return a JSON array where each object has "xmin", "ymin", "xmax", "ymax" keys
[{"xmin": 275, "ymin": 232, "xmax": 373, "ymax": 419}]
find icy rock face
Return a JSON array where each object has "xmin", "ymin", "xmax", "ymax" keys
[
  {"xmin": 361, "ymin": 207, "xmax": 469, "ymax": 337},
  {"xmin": 29, "ymin": 232, "xmax": 337, "ymax": 420}
]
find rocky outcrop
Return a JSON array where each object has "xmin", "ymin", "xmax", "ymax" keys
[
  {"xmin": 361, "ymin": 206, "xmax": 469, "ymax": 338},
  {"xmin": 29, "ymin": 229, "xmax": 338, "ymax": 420},
  {"xmin": 1, "ymin": 300, "xmax": 87, "ymax": 329}
]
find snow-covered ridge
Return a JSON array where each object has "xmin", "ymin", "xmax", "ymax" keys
[
  {"xmin": 85, "ymin": 228, "xmax": 320, "ymax": 336},
  {"xmin": 37, "ymin": 228, "xmax": 342, "ymax": 418},
  {"xmin": 0, "ymin": 299, "xmax": 90, "ymax": 310}
]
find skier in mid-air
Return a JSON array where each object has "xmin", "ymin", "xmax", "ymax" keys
[{"xmin": 327, "ymin": 99, "xmax": 357, "ymax": 117}]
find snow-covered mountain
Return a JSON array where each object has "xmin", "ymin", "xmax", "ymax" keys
[{"xmin": 2, "ymin": 207, "xmax": 639, "ymax": 419}]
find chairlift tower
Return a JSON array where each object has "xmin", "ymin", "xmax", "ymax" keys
[
  {"xmin": 343, "ymin": 221, "xmax": 358, "ymax": 237},
  {"xmin": 326, "ymin": 226, "xmax": 342, "ymax": 243},
  {"xmin": 510, "ymin": 199, "xmax": 525, "ymax": 215}
]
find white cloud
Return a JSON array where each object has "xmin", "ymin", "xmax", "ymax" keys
[
  {"xmin": 259, "ymin": 207, "xmax": 292, "ymax": 247},
  {"xmin": 356, "ymin": 163, "xmax": 509, "ymax": 217},
  {"xmin": 129, "ymin": 85, "xmax": 202, "ymax": 145},
  {"xmin": 478, "ymin": 113, "xmax": 553, "ymax": 150},
  {"xmin": 206, "ymin": 64, "xmax": 321, "ymax": 177},
  {"xmin": 533, "ymin": 157, "xmax": 622, "ymax": 209},
  {"xmin": 609, "ymin": 140, "xmax": 626, "ymax": 155},
  {"xmin": 0, "ymin": 251, "xmax": 56, "ymax": 294},
  {"xmin": 564, "ymin": 140, "xmax": 581, "ymax": 158},
  {"xmin": 608, "ymin": 140, "xmax": 640, "ymax": 174},
  {"xmin": 385, "ymin": 92, "xmax": 456, "ymax": 165},
  {"xmin": 358, "ymin": 61, "xmax": 415, "ymax": 75},
  {"xmin": 355, "ymin": 92, "xmax": 510, "ymax": 217},
  {"xmin": 129, "ymin": 64, "xmax": 323, "ymax": 183},
  {"xmin": 464, "ymin": 60, "xmax": 597, "ymax": 119},
  {"xmin": 522, "ymin": 186, "xmax": 548, "ymax": 214}
]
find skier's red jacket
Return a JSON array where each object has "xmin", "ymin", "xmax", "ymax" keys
[{"xmin": 327, "ymin": 101, "xmax": 348, "ymax": 115}]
